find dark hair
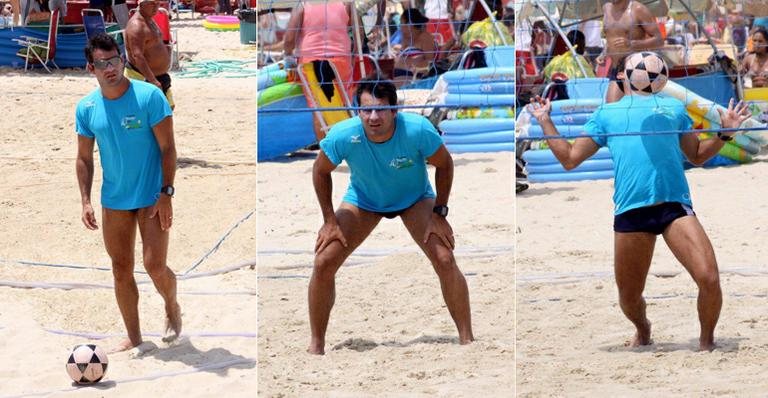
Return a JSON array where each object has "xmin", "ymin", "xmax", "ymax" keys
[
  {"xmin": 753, "ymin": 27, "xmax": 768, "ymax": 42},
  {"xmin": 355, "ymin": 77, "xmax": 398, "ymax": 107},
  {"xmin": 566, "ymin": 29, "xmax": 586, "ymax": 55},
  {"xmin": 401, "ymin": 8, "xmax": 429, "ymax": 28},
  {"xmin": 84, "ymin": 33, "xmax": 120, "ymax": 63}
]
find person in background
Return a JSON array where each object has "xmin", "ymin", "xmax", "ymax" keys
[{"xmin": 283, "ymin": 0, "xmax": 362, "ymax": 141}]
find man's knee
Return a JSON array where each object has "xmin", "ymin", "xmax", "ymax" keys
[
  {"xmin": 111, "ymin": 260, "xmax": 136, "ymax": 283},
  {"xmin": 430, "ymin": 247, "xmax": 457, "ymax": 276},
  {"xmin": 143, "ymin": 260, "xmax": 172, "ymax": 280},
  {"xmin": 313, "ymin": 249, "xmax": 344, "ymax": 280},
  {"xmin": 695, "ymin": 268, "xmax": 721, "ymax": 292}
]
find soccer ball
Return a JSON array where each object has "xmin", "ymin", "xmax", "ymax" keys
[
  {"xmin": 624, "ymin": 51, "xmax": 669, "ymax": 95},
  {"xmin": 66, "ymin": 344, "xmax": 108, "ymax": 384}
]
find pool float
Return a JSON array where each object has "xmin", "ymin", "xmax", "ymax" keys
[
  {"xmin": 527, "ymin": 170, "xmax": 614, "ymax": 183},
  {"xmin": 447, "ymin": 82, "xmax": 516, "ymax": 95},
  {"xmin": 444, "ymin": 93, "xmax": 516, "ymax": 107},
  {"xmin": 441, "ymin": 67, "xmax": 515, "ymax": 85},
  {"xmin": 442, "ymin": 130, "xmax": 513, "ymax": 145},
  {"xmin": 445, "ymin": 142, "xmax": 514, "ymax": 153},
  {"xmin": 439, "ymin": 118, "xmax": 513, "ymax": 134},
  {"xmin": 523, "ymin": 147, "xmax": 612, "ymax": 165},
  {"xmin": 525, "ymin": 158, "xmax": 614, "ymax": 174}
]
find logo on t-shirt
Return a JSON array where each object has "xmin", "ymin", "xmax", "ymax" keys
[
  {"xmin": 121, "ymin": 115, "xmax": 142, "ymax": 130},
  {"xmin": 389, "ymin": 156, "xmax": 414, "ymax": 170},
  {"xmin": 350, "ymin": 135, "xmax": 361, "ymax": 144}
]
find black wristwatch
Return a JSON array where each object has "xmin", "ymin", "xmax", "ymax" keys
[
  {"xmin": 433, "ymin": 205, "xmax": 449, "ymax": 217},
  {"xmin": 160, "ymin": 185, "xmax": 175, "ymax": 197},
  {"xmin": 717, "ymin": 132, "xmax": 734, "ymax": 142}
]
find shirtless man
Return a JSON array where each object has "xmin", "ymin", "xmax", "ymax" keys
[
  {"xmin": 742, "ymin": 28, "xmax": 768, "ymax": 87},
  {"xmin": 125, "ymin": 0, "xmax": 175, "ymax": 109},
  {"xmin": 600, "ymin": 0, "xmax": 663, "ymax": 102}
]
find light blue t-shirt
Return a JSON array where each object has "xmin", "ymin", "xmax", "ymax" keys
[
  {"xmin": 584, "ymin": 95, "xmax": 693, "ymax": 215},
  {"xmin": 320, "ymin": 112, "xmax": 444, "ymax": 212},
  {"xmin": 75, "ymin": 80, "xmax": 173, "ymax": 210}
]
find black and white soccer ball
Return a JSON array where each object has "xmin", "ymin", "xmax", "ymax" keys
[
  {"xmin": 624, "ymin": 51, "xmax": 669, "ymax": 95},
  {"xmin": 66, "ymin": 344, "xmax": 108, "ymax": 384}
]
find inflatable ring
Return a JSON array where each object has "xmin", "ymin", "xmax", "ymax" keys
[
  {"xmin": 442, "ymin": 67, "xmax": 515, "ymax": 85},
  {"xmin": 528, "ymin": 112, "xmax": 593, "ymax": 126},
  {"xmin": 257, "ymin": 69, "xmax": 287, "ymax": 90},
  {"xmin": 446, "ymin": 142, "xmax": 514, "ymax": 153},
  {"xmin": 442, "ymin": 130, "xmax": 513, "ymax": 145},
  {"xmin": 257, "ymin": 83, "xmax": 304, "ymax": 107},
  {"xmin": 206, "ymin": 15, "xmax": 239, "ymax": 24},
  {"xmin": 527, "ymin": 170, "xmax": 614, "ymax": 183},
  {"xmin": 203, "ymin": 20, "xmax": 239, "ymax": 31},
  {"xmin": 447, "ymin": 82, "xmax": 516, "ymax": 95},
  {"xmin": 444, "ymin": 93, "xmax": 516, "ymax": 107},
  {"xmin": 439, "ymin": 118, "xmax": 513, "ymax": 134},
  {"xmin": 527, "ymin": 124, "xmax": 585, "ymax": 138},
  {"xmin": 523, "ymin": 147, "xmax": 612, "ymax": 165},
  {"xmin": 525, "ymin": 158, "xmax": 614, "ymax": 174}
]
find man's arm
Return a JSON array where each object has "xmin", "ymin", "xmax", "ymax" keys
[
  {"xmin": 427, "ymin": 144, "xmax": 453, "ymax": 208},
  {"xmin": 282, "ymin": 5, "xmax": 303, "ymax": 57},
  {"xmin": 529, "ymin": 97, "xmax": 600, "ymax": 169},
  {"xmin": 150, "ymin": 116, "xmax": 176, "ymax": 230},
  {"xmin": 313, "ymin": 151, "xmax": 347, "ymax": 253},
  {"xmin": 680, "ymin": 99, "xmax": 751, "ymax": 165},
  {"xmin": 631, "ymin": 3, "xmax": 663, "ymax": 51},
  {"xmin": 125, "ymin": 20, "xmax": 162, "ymax": 90},
  {"xmin": 76, "ymin": 135, "xmax": 98, "ymax": 230},
  {"xmin": 425, "ymin": 144, "xmax": 455, "ymax": 249}
]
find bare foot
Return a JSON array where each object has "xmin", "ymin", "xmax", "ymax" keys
[
  {"xmin": 626, "ymin": 320, "xmax": 652, "ymax": 347},
  {"xmin": 110, "ymin": 338, "xmax": 142, "ymax": 354},
  {"xmin": 699, "ymin": 341, "xmax": 717, "ymax": 352},
  {"xmin": 459, "ymin": 337, "xmax": 474, "ymax": 345},
  {"xmin": 307, "ymin": 340, "xmax": 325, "ymax": 355},
  {"xmin": 162, "ymin": 302, "xmax": 182, "ymax": 343},
  {"xmin": 128, "ymin": 341, "xmax": 158, "ymax": 358}
]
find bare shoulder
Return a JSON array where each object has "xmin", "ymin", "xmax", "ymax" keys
[{"xmin": 632, "ymin": 1, "xmax": 655, "ymax": 20}]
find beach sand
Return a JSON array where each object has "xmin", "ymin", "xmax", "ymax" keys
[
  {"xmin": 517, "ymin": 159, "xmax": 768, "ymax": 396},
  {"xmin": 0, "ymin": 15, "xmax": 256, "ymax": 397},
  {"xmin": 257, "ymin": 152, "xmax": 514, "ymax": 396}
]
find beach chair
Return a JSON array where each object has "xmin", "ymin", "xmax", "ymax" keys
[
  {"xmin": 296, "ymin": 60, "xmax": 354, "ymax": 137},
  {"xmin": 13, "ymin": 9, "xmax": 59, "ymax": 73},
  {"xmin": 82, "ymin": 8, "xmax": 125, "ymax": 44}
]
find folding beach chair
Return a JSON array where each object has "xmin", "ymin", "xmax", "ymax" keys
[
  {"xmin": 296, "ymin": 60, "xmax": 355, "ymax": 138},
  {"xmin": 82, "ymin": 8, "xmax": 125, "ymax": 42},
  {"xmin": 13, "ymin": 9, "xmax": 60, "ymax": 73}
]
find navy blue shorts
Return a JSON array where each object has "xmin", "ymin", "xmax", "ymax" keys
[{"xmin": 614, "ymin": 202, "xmax": 695, "ymax": 234}]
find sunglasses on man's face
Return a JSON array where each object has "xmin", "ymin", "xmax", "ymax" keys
[{"xmin": 91, "ymin": 55, "xmax": 123, "ymax": 70}]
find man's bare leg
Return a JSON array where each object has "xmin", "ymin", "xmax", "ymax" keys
[
  {"xmin": 401, "ymin": 198, "xmax": 474, "ymax": 344},
  {"xmin": 308, "ymin": 203, "xmax": 381, "ymax": 354},
  {"xmin": 614, "ymin": 231, "xmax": 656, "ymax": 347},
  {"xmin": 605, "ymin": 80, "xmax": 625, "ymax": 103},
  {"xmin": 662, "ymin": 216, "xmax": 722, "ymax": 351},
  {"xmin": 103, "ymin": 208, "xmax": 141, "ymax": 352},
  {"xmin": 137, "ymin": 206, "xmax": 181, "ymax": 343}
]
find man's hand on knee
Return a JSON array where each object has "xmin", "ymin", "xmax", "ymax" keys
[
  {"xmin": 423, "ymin": 213, "xmax": 455, "ymax": 250},
  {"xmin": 315, "ymin": 220, "xmax": 348, "ymax": 254}
]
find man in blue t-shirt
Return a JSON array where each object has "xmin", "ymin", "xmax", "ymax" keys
[
  {"xmin": 528, "ymin": 52, "xmax": 751, "ymax": 351},
  {"xmin": 308, "ymin": 78, "xmax": 474, "ymax": 355},
  {"xmin": 75, "ymin": 33, "xmax": 180, "ymax": 353}
]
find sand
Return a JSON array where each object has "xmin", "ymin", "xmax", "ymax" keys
[
  {"xmin": 517, "ymin": 157, "xmax": 768, "ymax": 397},
  {"xmin": 0, "ymin": 14, "xmax": 256, "ymax": 397},
  {"xmin": 257, "ymin": 152, "xmax": 514, "ymax": 397}
]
